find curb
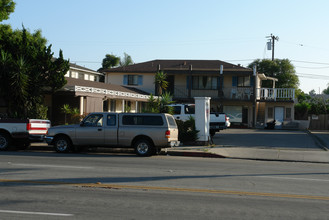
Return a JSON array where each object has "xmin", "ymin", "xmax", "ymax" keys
[{"xmin": 165, "ymin": 150, "xmax": 225, "ymax": 158}]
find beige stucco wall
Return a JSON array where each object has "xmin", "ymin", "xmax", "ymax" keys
[
  {"xmin": 264, "ymin": 102, "xmax": 295, "ymax": 123},
  {"xmin": 106, "ymin": 72, "xmax": 155, "ymax": 94}
]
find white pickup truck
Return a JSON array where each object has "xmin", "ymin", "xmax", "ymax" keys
[
  {"xmin": 0, "ymin": 118, "xmax": 51, "ymax": 150},
  {"xmin": 168, "ymin": 104, "xmax": 229, "ymax": 136}
]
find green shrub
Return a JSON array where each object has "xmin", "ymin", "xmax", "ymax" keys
[{"xmin": 176, "ymin": 116, "xmax": 199, "ymax": 144}]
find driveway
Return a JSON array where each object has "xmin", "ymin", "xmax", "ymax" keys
[{"xmin": 212, "ymin": 129, "xmax": 322, "ymax": 150}]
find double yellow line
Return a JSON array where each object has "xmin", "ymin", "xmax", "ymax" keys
[{"xmin": 1, "ymin": 179, "xmax": 329, "ymax": 201}]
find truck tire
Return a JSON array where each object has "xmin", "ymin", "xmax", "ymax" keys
[
  {"xmin": 53, "ymin": 136, "xmax": 72, "ymax": 153},
  {"xmin": 134, "ymin": 139, "xmax": 153, "ymax": 157},
  {"xmin": 210, "ymin": 130, "xmax": 216, "ymax": 137},
  {"xmin": 0, "ymin": 132, "xmax": 11, "ymax": 151}
]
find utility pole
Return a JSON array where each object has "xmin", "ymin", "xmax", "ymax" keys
[{"xmin": 267, "ymin": 34, "xmax": 279, "ymax": 61}]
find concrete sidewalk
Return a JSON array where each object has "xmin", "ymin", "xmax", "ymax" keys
[{"xmin": 166, "ymin": 130, "xmax": 329, "ymax": 163}]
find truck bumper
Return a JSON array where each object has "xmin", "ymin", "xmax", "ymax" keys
[
  {"xmin": 169, "ymin": 140, "xmax": 180, "ymax": 147},
  {"xmin": 29, "ymin": 134, "xmax": 46, "ymax": 142},
  {"xmin": 44, "ymin": 136, "xmax": 54, "ymax": 145}
]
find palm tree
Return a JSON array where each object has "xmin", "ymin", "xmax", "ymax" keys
[
  {"xmin": 119, "ymin": 53, "xmax": 133, "ymax": 67},
  {"xmin": 154, "ymin": 71, "xmax": 168, "ymax": 96},
  {"xmin": 61, "ymin": 104, "xmax": 71, "ymax": 124}
]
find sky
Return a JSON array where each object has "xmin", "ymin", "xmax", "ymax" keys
[{"xmin": 3, "ymin": 0, "xmax": 329, "ymax": 93}]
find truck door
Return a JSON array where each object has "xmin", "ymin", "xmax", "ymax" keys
[
  {"xmin": 104, "ymin": 114, "xmax": 118, "ymax": 145},
  {"xmin": 75, "ymin": 114, "xmax": 104, "ymax": 145}
]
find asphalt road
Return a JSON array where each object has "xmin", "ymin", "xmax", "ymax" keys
[
  {"xmin": 214, "ymin": 129, "xmax": 322, "ymax": 149},
  {"xmin": 1, "ymin": 151, "xmax": 329, "ymax": 219}
]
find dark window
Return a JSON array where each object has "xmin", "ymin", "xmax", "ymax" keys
[
  {"xmin": 192, "ymin": 76, "xmax": 218, "ymax": 90},
  {"xmin": 78, "ymin": 73, "xmax": 84, "ymax": 80},
  {"xmin": 237, "ymin": 76, "xmax": 250, "ymax": 87},
  {"xmin": 83, "ymin": 114, "xmax": 103, "ymax": 127},
  {"xmin": 107, "ymin": 115, "xmax": 116, "ymax": 126},
  {"xmin": 103, "ymin": 100, "xmax": 108, "ymax": 112},
  {"xmin": 172, "ymin": 106, "xmax": 181, "ymax": 115},
  {"xmin": 128, "ymin": 75, "xmax": 138, "ymax": 85},
  {"xmin": 122, "ymin": 115, "xmax": 163, "ymax": 125},
  {"xmin": 185, "ymin": 105, "xmax": 195, "ymax": 114}
]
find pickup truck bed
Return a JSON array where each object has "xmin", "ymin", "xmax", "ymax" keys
[{"xmin": 0, "ymin": 118, "xmax": 51, "ymax": 150}]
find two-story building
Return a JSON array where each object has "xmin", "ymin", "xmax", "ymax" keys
[
  {"xmin": 103, "ymin": 59, "xmax": 296, "ymax": 128},
  {"xmin": 45, "ymin": 63, "xmax": 152, "ymax": 125}
]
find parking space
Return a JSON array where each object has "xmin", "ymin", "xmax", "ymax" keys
[{"xmin": 212, "ymin": 129, "xmax": 322, "ymax": 150}]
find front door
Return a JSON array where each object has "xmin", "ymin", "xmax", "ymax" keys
[
  {"xmin": 104, "ymin": 114, "xmax": 118, "ymax": 145},
  {"xmin": 274, "ymin": 107, "xmax": 284, "ymax": 127}
]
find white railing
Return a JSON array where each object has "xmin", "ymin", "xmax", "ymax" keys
[
  {"xmin": 257, "ymin": 88, "xmax": 295, "ymax": 101},
  {"xmin": 173, "ymin": 86, "xmax": 254, "ymax": 100},
  {"xmin": 74, "ymin": 85, "xmax": 156, "ymax": 100}
]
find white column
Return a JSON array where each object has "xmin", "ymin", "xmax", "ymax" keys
[
  {"xmin": 135, "ymin": 101, "xmax": 138, "ymax": 113},
  {"xmin": 194, "ymin": 97, "xmax": 211, "ymax": 144},
  {"xmin": 79, "ymin": 96, "xmax": 84, "ymax": 115},
  {"xmin": 122, "ymin": 99, "xmax": 125, "ymax": 112}
]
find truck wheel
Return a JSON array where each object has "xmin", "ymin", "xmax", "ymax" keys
[
  {"xmin": 0, "ymin": 132, "xmax": 11, "ymax": 151},
  {"xmin": 210, "ymin": 130, "xmax": 216, "ymax": 137},
  {"xmin": 53, "ymin": 136, "xmax": 72, "ymax": 153},
  {"xmin": 134, "ymin": 139, "xmax": 153, "ymax": 157}
]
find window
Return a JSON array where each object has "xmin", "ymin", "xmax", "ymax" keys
[
  {"xmin": 122, "ymin": 116, "xmax": 164, "ymax": 125},
  {"xmin": 110, "ymin": 100, "xmax": 116, "ymax": 112},
  {"xmin": 192, "ymin": 76, "xmax": 218, "ymax": 90},
  {"xmin": 128, "ymin": 75, "xmax": 138, "ymax": 85},
  {"xmin": 286, "ymin": 108, "xmax": 291, "ymax": 119},
  {"xmin": 223, "ymin": 106, "xmax": 242, "ymax": 123},
  {"xmin": 83, "ymin": 114, "xmax": 103, "ymax": 127},
  {"xmin": 268, "ymin": 107, "xmax": 274, "ymax": 119},
  {"xmin": 78, "ymin": 73, "xmax": 84, "ymax": 80},
  {"xmin": 123, "ymin": 75, "xmax": 142, "ymax": 85},
  {"xmin": 107, "ymin": 115, "xmax": 116, "ymax": 126},
  {"xmin": 172, "ymin": 106, "xmax": 181, "ymax": 115},
  {"xmin": 167, "ymin": 115, "xmax": 177, "ymax": 127},
  {"xmin": 185, "ymin": 105, "xmax": 195, "ymax": 114},
  {"xmin": 238, "ymin": 76, "xmax": 250, "ymax": 87}
]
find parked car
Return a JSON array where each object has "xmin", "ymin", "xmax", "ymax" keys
[
  {"xmin": 45, "ymin": 112, "xmax": 180, "ymax": 156},
  {"xmin": 168, "ymin": 104, "xmax": 228, "ymax": 136},
  {"xmin": 0, "ymin": 118, "xmax": 51, "ymax": 150}
]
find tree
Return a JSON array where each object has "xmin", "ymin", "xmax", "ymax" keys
[
  {"xmin": 154, "ymin": 71, "xmax": 168, "ymax": 95},
  {"xmin": 0, "ymin": 24, "xmax": 69, "ymax": 118},
  {"xmin": 322, "ymin": 84, "xmax": 329, "ymax": 95},
  {"xmin": 309, "ymin": 89, "xmax": 317, "ymax": 96},
  {"xmin": 119, "ymin": 52, "xmax": 133, "ymax": 67},
  {"xmin": 101, "ymin": 54, "xmax": 120, "ymax": 69},
  {"xmin": 0, "ymin": 0, "xmax": 15, "ymax": 22},
  {"xmin": 248, "ymin": 59, "xmax": 299, "ymax": 89}
]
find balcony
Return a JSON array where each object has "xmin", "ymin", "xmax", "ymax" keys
[
  {"xmin": 256, "ymin": 88, "xmax": 295, "ymax": 101},
  {"xmin": 172, "ymin": 86, "xmax": 254, "ymax": 101},
  {"xmin": 172, "ymin": 86, "xmax": 295, "ymax": 102}
]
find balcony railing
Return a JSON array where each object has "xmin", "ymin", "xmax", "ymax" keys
[
  {"xmin": 256, "ymin": 88, "xmax": 295, "ymax": 101},
  {"xmin": 172, "ymin": 86, "xmax": 254, "ymax": 101},
  {"xmin": 172, "ymin": 86, "xmax": 295, "ymax": 101}
]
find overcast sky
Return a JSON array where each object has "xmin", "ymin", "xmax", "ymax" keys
[{"xmin": 4, "ymin": 0, "xmax": 329, "ymax": 93}]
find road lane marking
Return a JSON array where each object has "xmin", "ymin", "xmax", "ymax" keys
[
  {"xmin": 0, "ymin": 210, "xmax": 73, "ymax": 217},
  {"xmin": 257, "ymin": 176, "xmax": 329, "ymax": 182},
  {"xmin": 1, "ymin": 179, "xmax": 329, "ymax": 201}
]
